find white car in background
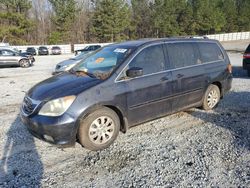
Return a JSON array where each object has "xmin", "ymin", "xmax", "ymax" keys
[
  {"xmin": 53, "ymin": 51, "xmax": 93, "ymax": 74},
  {"xmin": 0, "ymin": 47, "xmax": 35, "ymax": 68}
]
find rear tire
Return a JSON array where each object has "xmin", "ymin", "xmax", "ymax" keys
[
  {"xmin": 78, "ymin": 107, "xmax": 120, "ymax": 151},
  {"xmin": 202, "ymin": 84, "xmax": 220, "ymax": 110},
  {"xmin": 19, "ymin": 59, "xmax": 30, "ymax": 68}
]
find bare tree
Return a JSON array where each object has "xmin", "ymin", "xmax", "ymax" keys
[{"xmin": 31, "ymin": 0, "xmax": 53, "ymax": 44}]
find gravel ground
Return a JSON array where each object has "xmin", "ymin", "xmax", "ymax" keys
[{"xmin": 0, "ymin": 51, "xmax": 249, "ymax": 187}]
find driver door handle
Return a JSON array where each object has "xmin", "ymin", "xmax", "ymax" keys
[
  {"xmin": 177, "ymin": 74, "xmax": 184, "ymax": 78},
  {"xmin": 160, "ymin": 76, "xmax": 169, "ymax": 82}
]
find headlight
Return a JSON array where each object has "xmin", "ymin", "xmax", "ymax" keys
[{"xmin": 38, "ymin": 96, "xmax": 76, "ymax": 116}]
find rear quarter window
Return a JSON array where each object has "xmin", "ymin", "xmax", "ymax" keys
[{"xmin": 198, "ymin": 43, "xmax": 224, "ymax": 63}]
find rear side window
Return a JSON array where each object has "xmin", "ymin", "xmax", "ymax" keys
[
  {"xmin": 166, "ymin": 42, "xmax": 200, "ymax": 69},
  {"xmin": 129, "ymin": 44, "xmax": 165, "ymax": 75},
  {"xmin": 198, "ymin": 43, "xmax": 224, "ymax": 63},
  {"xmin": 0, "ymin": 50, "xmax": 15, "ymax": 56}
]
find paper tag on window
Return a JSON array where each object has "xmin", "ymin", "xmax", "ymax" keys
[
  {"xmin": 114, "ymin": 48, "xmax": 127, "ymax": 53},
  {"xmin": 95, "ymin": 57, "xmax": 105, "ymax": 63}
]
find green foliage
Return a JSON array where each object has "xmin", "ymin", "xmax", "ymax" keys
[
  {"xmin": 1, "ymin": 0, "xmax": 250, "ymax": 44},
  {"xmin": 49, "ymin": 0, "xmax": 78, "ymax": 43},
  {"xmin": 153, "ymin": 0, "xmax": 194, "ymax": 37},
  {"xmin": 236, "ymin": 0, "xmax": 250, "ymax": 31},
  {"xmin": 221, "ymin": 0, "xmax": 238, "ymax": 32},
  {"xmin": 188, "ymin": 0, "xmax": 226, "ymax": 35},
  {"xmin": 48, "ymin": 31, "xmax": 62, "ymax": 45},
  {"xmin": 91, "ymin": 0, "xmax": 130, "ymax": 42},
  {"xmin": 0, "ymin": 0, "xmax": 34, "ymax": 44},
  {"xmin": 130, "ymin": 0, "xmax": 154, "ymax": 39},
  {"xmin": 0, "ymin": 0, "xmax": 31, "ymax": 13}
]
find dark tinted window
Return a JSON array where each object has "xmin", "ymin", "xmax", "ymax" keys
[
  {"xmin": 39, "ymin": 47, "xmax": 47, "ymax": 50},
  {"xmin": 0, "ymin": 49, "xmax": 15, "ymax": 56},
  {"xmin": 52, "ymin": 46, "xmax": 60, "ymax": 50},
  {"xmin": 198, "ymin": 43, "xmax": 224, "ymax": 63},
  {"xmin": 129, "ymin": 44, "xmax": 165, "ymax": 75},
  {"xmin": 166, "ymin": 42, "xmax": 199, "ymax": 69}
]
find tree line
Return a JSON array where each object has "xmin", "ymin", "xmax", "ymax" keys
[{"xmin": 0, "ymin": 0, "xmax": 249, "ymax": 45}]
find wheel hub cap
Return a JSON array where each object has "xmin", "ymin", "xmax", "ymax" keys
[
  {"xmin": 88, "ymin": 116, "xmax": 114, "ymax": 145},
  {"xmin": 207, "ymin": 90, "xmax": 219, "ymax": 108}
]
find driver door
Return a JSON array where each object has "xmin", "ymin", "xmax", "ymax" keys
[{"xmin": 118, "ymin": 44, "xmax": 173, "ymax": 126}]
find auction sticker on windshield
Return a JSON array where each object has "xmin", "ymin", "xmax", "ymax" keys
[
  {"xmin": 95, "ymin": 57, "xmax": 105, "ymax": 63},
  {"xmin": 114, "ymin": 48, "xmax": 127, "ymax": 53}
]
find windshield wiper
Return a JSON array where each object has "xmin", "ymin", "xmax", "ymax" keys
[{"xmin": 69, "ymin": 69, "xmax": 96, "ymax": 78}]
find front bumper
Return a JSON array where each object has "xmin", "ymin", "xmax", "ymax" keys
[
  {"xmin": 20, "ymin": 111, "xmax": 78, "ymax": 147},
  {"xmin": 52, "ymin": 70, "xmax": 64, "ymax": 75}
]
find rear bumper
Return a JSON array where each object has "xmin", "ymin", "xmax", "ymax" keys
[
  {"xmin": 221, "ymin": 74, "xmax": 233, "ymax": 96},
  {"xmin": 20, "ymin": 111, "xmax": 78, "ymax": 147},
  {"xmin": 39, "ymin": 51, "xmax": 48, "ymax": 55},
  {"xmin": 243, "ymin": 59, "xmax": 250, "ymax": 70},
  {"xmin": 52, "ymin": 52, "xmax": 61, "ymax": 55}
]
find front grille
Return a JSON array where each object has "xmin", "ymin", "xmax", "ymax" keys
[{"xmin": 22, "ymin": 96, "xmax": 39, "ymax": 115}]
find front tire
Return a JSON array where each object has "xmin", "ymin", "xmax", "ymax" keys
[
  {"xmin": 19, "ymin": 59, "xmax": 30, "ymax": 68},
  {"xmin": 78, "ymin": 107, "xmax": 120, "ymax": 151},
  {"xmin": 202, "ymin": 84, "xmax": 220, "ymax": 110}
]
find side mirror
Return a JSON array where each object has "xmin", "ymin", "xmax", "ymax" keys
[{"xmin": 126, "ymin": 67, "xmax": 143, "ymax": 78}]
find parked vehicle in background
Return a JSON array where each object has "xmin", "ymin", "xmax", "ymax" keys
[
  {"xmin": 53, "ymin": 51, "xmax": 92, "ymax": 75},
  {"xmin": 51, "ymin": 46, "xmax": 61, "ymax": 55},
  {"xmin": 0, "ymin": 43, "xmax": 9, "ymax": 47},
  {"xmin": 243, "ymin": 44, "xmax": 250, "ymax": 77},
  {"xmin": 74, "ymin": 45, "xmax": 101, "ymax": 55},
  {"xmin": 0, "ymin": 48, "xmax": 35, "ymax": 68},
  {"xmin": 38, "ymin": 46, "xmax": 49, "ymax": 55},
  {"xmin": 26, "ymin": 47, "xmax": 37, "ymax": 56},
  {"xmin": 21, "ymin": 38, "xmax": 232, "ymax": 151}
]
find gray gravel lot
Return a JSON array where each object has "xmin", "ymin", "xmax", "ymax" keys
[{"xmin": 0, "ymin": 50, "xmax": 249, "ymax": 187}]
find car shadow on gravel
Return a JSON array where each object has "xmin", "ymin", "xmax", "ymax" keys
[
  {"xmin": 190, "ymin": 91, "xmax": 250, "ymax": 151},
  {"xmin": 0, "ymin": 116, "xmax": 43, "ymax": 187}
]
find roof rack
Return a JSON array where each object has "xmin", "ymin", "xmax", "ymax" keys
[
  {"xmin": 189, "ymin": 36, "xmax": 209, "ymax": 39},
  {"xmin": 172, "ymin": 35, "xmax": 209, "ymax": 39}
]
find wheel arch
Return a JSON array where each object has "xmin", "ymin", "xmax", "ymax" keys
[
  {"xmin": 19, "ymin": 58, "xmax": 29, "ymax": 63},
  {"xmin": 211, "ymin": 81, "xmax": 222, "ymax": 97},
  {"xmin": 104, "ymin": 105, "xmax": 128, "ymax": 134},
  {"xmin": 75, "ymin": 104, "xmax": 128, "ymax": 139}
]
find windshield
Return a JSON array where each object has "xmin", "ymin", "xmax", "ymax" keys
[
  {"xmin": 73, "ymin": 51, "xmax": 92, "ymax": 60},
  {"xmin": 72, "ymin": 46, "xmax": 133, "ymax": 80}
]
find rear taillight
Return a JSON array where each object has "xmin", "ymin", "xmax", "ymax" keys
[
  {"xmin": 243, "ymin": 53, "xmax": 250, "ymax": 59},
  {"xmin": 227, "ymin": 64, "xmax": 232, "ymax": 74}
]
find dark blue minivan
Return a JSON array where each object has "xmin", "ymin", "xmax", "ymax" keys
[{"xmin": 20, "ymin": 38, "xmax": 232, "ymax": 151}]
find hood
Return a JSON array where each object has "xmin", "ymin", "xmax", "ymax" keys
[
  {"xmin": 20, "ymin": 52, "xmax": 30, "ymax": 57},
  {"xmin": 28, "ymin": 72, "xmax": 102, "ymax": 101}
]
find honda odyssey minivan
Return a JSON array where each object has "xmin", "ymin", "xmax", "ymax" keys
[{"xmin": 21, "ymin": 38, "xmax": 232, "ymax": 151}]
